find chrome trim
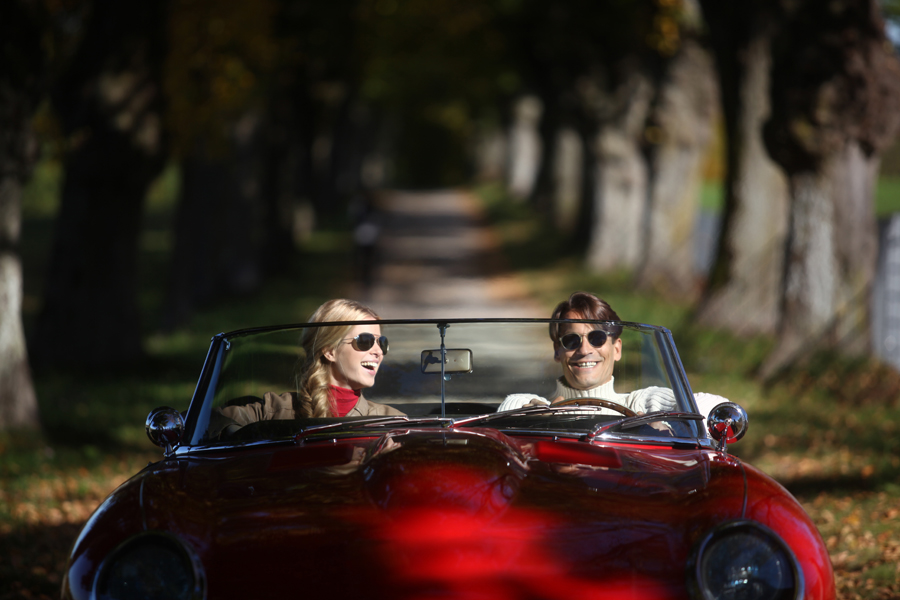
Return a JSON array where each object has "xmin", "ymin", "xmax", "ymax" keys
[
  {"xmin": 187, "ymin": 338, "xmax": 230, "ymax": 446},
  {"xmin": 707, "ymin": 402, "xmax": 749, "ymax": 453},
  {"xmin": 657, "ymin": 328, "xmax": 706, "ymax": 439},
  {"xmin": 173, "ymin": 430, "xmax": 705, "ymax": 456},
  {"xmin": 214, "ymin": 317, "xmax": 668, "ymax": 340},
  {"xmin": 686, "ymin": 520, "xmax": 803, "ymax": 600},
  {"xmin": 145, "ymin": 407, "xmax": 185, "ymax": 457},
  {"xmin": 180, "ymin": 335, "xmax": 226, "ymax": 445}
]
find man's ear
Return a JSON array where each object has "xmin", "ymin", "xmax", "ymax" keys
[
  {"xmin": 553, "ymin": 346, "xmax": 562, "ymax": 363},
  {"xmin": 612, "ymin": 337, "xmax": 623, "ymax": 361}
]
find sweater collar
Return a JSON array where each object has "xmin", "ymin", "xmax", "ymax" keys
[{"xmin": 554, "ymin": 376, "xmax": 617, "ymax": 400}]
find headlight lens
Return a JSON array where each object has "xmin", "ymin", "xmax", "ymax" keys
[
  {"xmin": 95, "ymin": 533, "xmax": 204, "ymax": 600},
  {"xmin": 691, "ymin": 522, "xmax": 801, "ymax": 600}
]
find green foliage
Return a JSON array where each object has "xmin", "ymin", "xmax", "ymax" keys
[
  {"xmin": 698, "ymin": 181, "xmax": 724, "ymax": 212},
  {"xmin": 876, "ymin": 175, "xmax": 900, "ymax": 216},
  {"xmin": 356, "ymin": 0, "xmax": 517, "ymax": 186},
  {"xmin": 21, "ymin": 155, "xmax": 62, "ymax": 219},
  {"xmin": 883, "ymin": 0, "xmax": 900, "ymax": 19},
  {"xmin": 164, "ymin": 0, "xmax": 279, "ymax": 157}
]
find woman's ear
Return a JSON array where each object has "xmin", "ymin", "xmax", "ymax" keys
[{"xmin": 322, "ymin": 348, "xmax": 336, "ymax": 363}]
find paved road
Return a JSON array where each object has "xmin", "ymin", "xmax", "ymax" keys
[{"xmin": 349, "ymin": 189, "xmax": 544, "ymax": 319}]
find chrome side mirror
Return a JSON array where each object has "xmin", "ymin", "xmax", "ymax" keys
[
  {"xmin": 707, "ymin": 402, "xmax": 748, "ymax": 454},
  {"xmin": 146, "ymin": 407, "xmax": 185, "ymax": 456}
]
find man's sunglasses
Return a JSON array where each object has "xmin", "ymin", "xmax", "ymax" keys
[
  {"xmin": 559, "ymin": 330, "xmax": 609, "ymax": 351},
  {"xmin": 348, "ymin": 332, "xmax": 389, "ymax": 354}
]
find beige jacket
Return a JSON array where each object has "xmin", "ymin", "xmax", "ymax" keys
[{"xmin": 221, "ymin": 391, "xmax": 404, "ymax": 427}]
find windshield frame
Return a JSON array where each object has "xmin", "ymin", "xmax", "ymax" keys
[{"xmin": 174, "ymin": 318, "xmax": 712, "ymax": 454}]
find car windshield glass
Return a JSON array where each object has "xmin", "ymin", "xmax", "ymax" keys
[{"xmin": 185, "ymin": 320, "xmax": 703, "ymax": 446}]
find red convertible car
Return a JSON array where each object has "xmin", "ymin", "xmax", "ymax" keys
[{"xmin": 61, "ymin": 319, "xmax": 834, "ymax": 600}]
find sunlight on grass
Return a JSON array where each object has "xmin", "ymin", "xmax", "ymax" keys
[
  {"xmin": 146, "ymin": 163, "xmax": 181, "ymax": 212},
  {"xmin": 21, "ymin": 157, "xmax": 62, "ymax": 219},
  {"xmin": 692, "ymin": 176, "xmax": 899, "ymax": 217},
  {"xmin": 699, "ymin": 180, "xmax": 723, "ymax": 212},
  {"xmin": 875, "ymin": 176, "xmax": 900, "ymax": 216}
]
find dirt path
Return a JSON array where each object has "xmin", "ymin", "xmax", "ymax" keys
[{"xmin": 349, "ymin": 189, "xmax": 544, "ymax": 319}]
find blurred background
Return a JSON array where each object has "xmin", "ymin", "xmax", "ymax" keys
[{"xmin": 3, "ymin": 0, "xmax": 900, "ymax": 597}]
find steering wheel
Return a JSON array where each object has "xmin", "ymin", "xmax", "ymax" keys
[{"xmin": 552, "ymin": 397, "xmax": 637, "ymax": 417}]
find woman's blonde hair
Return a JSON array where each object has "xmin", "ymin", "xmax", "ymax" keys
[{"xmin": 296, "ymin": 299, "xmax": 380, "ymax": 418}]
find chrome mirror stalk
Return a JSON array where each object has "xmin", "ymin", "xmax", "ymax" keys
[{"xmin": 706, "ymin": 402, "xmax": 749, "ymax": 453}]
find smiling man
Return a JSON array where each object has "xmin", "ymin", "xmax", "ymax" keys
[{"xmin": 498, "ymin": 292, "xmax": 724, "ymax": 416}]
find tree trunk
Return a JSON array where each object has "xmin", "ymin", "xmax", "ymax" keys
[
  {"xmin": 695, "ymin": 22, "xmax": 790, "ymax": 334},
  {"xmin": 635, "ymin": 40, "xmax": 717, "ymax": 299},
  {"xmin": 260, "ymin": 101, "xmax": 302, "ymax": 276},
  {"xmin": 33, "ymin": 0, "xmax": 166, "ymax": 367},
  {"xmin": 551, "ymin": 127, "xmax": 583, "ymax": 233},
  {"xmin": 507, "ymin": 95, "xmax": 543, "ymax": 201},
  {"xmin": 224, "ymin": 111, "xmax": 265, "ymax": 295},
  {"xmin": 760, "ymin": 0, "xmax": 900, "ymax": 376},
  {"xmin": 35, "ymin": 133, "xmax": 160, "ymax": 365},
  {"xmin": 162, "ymin": 152, "xmax": 224, "ymax": 330},
  {"xmin": 0, "ymin": 0, "xmax": 43, "ymax": 430},
  {"xmin": 582, "ymin": 68, "xmax": 653, "ymax": 272},
  {"xmin": 831, "ymin": 143, "xmax": 880, "ymax": 354},
  {"xmin": 0, "ymin": 175, "xmax": 39, "ymax": 431},
  {"xmin": 762, "ymin": 143, "xmax": 881, "ymax": 376},
  {"xmin": 529, "ymin": 91, "xmax": 560, "ymax": 217},
  {"xmin": 162, "ymin": 115, "xmax": 266, "ymax": 331}
]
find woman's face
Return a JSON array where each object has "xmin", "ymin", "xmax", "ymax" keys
[
  {"xmin": 555, "ymin": 312, "xmax": 621, "ymax": 390},
  {"xmin": 323, "ymin": 320, "xmax": 384, "ymax": 390}
]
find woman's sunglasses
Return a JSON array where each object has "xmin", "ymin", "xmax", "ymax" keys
[
  {"xmin": 348, "ymin": 332, "xmax": 389, "ymax": 354},
  {"xmin": 559, "ymin": 330, "xmax": 609, "ymax": 351}
]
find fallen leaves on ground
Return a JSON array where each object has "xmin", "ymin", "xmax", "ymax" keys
[{"xmin": 804, "ymin": 491, "xmax": 900, "ymax": 600}]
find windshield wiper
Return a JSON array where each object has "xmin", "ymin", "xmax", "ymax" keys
[
  {"xmin": 293, "ymin": 416, "xmax": 451, "ymax": 442},
  {"xmin": 585, "ymin": 412, "xmax": 704, "ymax": 442}
]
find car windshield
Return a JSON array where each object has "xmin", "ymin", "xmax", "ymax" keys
[{"xmin": 183, "ymin": 319, "xmax": 704, "ymax": 447}]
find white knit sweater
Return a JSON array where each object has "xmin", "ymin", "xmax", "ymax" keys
[{"xmin": 498, "ymin": 377, "xmax": 728, "ymax": 426}]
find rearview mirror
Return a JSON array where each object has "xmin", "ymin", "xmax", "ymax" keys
[{"xmin": 420, "ymin": 349, "xmax": 473, "ymax": 374}]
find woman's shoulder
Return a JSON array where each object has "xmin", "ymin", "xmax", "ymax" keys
[
  {"xmin": 219, "ymin": 391, "xmax": 298, "ymax": 425},
  {"xmin": 357, "ymin": 396, "xmax": 405, "ymax": 416},
  {"xmin": 262, "ymin": 390, "xmax": 297, "ymax": 409}
]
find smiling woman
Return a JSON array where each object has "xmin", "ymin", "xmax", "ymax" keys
[{"xmin": 214, "ymin": 299, "xmax": 404, "ymax": 435}]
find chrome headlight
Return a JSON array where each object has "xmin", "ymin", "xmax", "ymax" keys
[
  {"xmin": 688, "ymin": 521, "xmax": 802, "ymax": 600},
  {"xmin": 94, "ymin": 533, "xmax": 205, "ymax": 600}
]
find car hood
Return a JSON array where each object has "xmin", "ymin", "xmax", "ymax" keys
[{"xmin": 123, "ymin": 428, "xmax": 747, "ymax": 599}]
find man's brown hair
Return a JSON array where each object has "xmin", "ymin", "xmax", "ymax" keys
[{"xmin": 549, "ymin": 291, "xmax": 623, "ymax": 351}]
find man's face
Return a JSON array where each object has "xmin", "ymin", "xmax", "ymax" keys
[{"xmin": 555, "ymin": 313, "xmax": 621, "ymax": 390}]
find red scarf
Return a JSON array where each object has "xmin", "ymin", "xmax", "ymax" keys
[{"xmin": 329, "ymin": 385, "xmax": 361, "ymax": 417}]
